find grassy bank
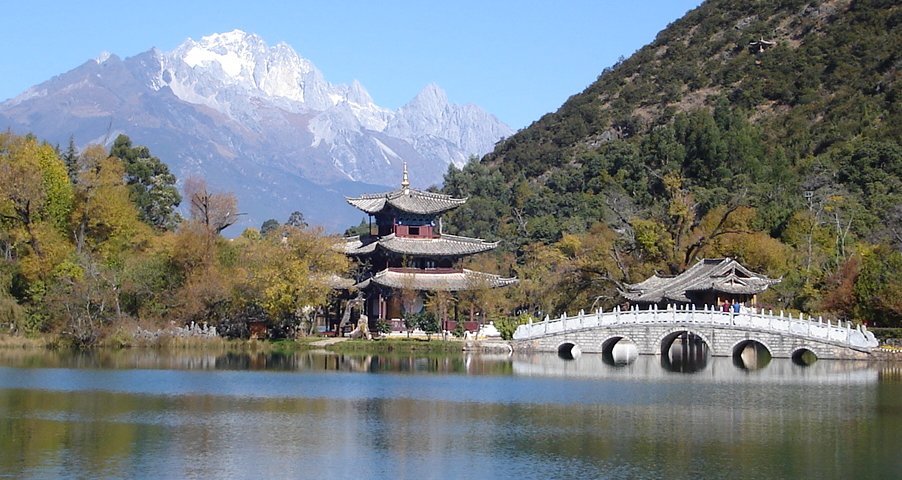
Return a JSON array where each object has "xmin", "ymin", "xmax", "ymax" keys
[
  {"xmin": 0, "ymin": 332, "xmax": 466, "ymax": 354},
  {"xmin": 326, "ymin": 337, "xmax": 466, "ymax": 354},
  {"xmin": 0, "ymin": 335, "xmax": 48, "ymax": 349}
]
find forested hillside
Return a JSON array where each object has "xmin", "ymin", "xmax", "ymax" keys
[{"xmin": 443, "ymin": 0, "xmax": 901, "ymax": 325}]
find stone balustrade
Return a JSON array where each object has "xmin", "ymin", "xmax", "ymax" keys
[{"xmin": 512, "ymin": 304, "xmax": 878, "ymax": 359}]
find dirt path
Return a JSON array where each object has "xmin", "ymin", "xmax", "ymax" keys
[{"xmin": 308, "ymin": 337, "xmax": 349, "ymax": 347}]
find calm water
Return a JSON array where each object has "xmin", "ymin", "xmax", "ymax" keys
[{"xmin": 1, "ymin": 348, "xmax": 900, "ymax": 479}]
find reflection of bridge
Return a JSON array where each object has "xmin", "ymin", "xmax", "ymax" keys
[
  {"xmin": 511, "ymin": 355, "xmax": 880, "ymax": 385},
  {"xmin": 511, "ymin": 305, "xmax": 879, "ymax": 361}
]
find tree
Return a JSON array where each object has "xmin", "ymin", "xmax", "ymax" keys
[
  {"xmin": 854, "ymin": 246, "xmax": 902, "ymax": 327},
  {"xmin": 260, "ymin": 219, "xmax": 280, "ymax": 237},
  {"xmin": 109, "ymin": 134, "xmax": 181, "ymax": 231},
  {"xmin": 183, "ymin": 177, "xmax": 241, "ymax": 235},
  {"xmin": 0, "ymin": 133, "xmax": 74, "ymax": 270},
  {"xmin": 240, "ymin": 225, "xmax": 349, "ymax": 325},
  {"xmin": 61, "ymin": 136, "xmax": 79, "ymax": 184},
  {"xmin": 286, "ymin": 211, "xmax": 307, "ymax": 228},
  {"xmin": 72, "ymin": 145, "xmax": 150, "ymax": 258}
]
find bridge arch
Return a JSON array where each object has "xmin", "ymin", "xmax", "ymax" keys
[
  {"xmin": 601, "ymin": 335, "xmax": 639, "ymax": 365},
  {"xmin": 731, "ymin": 339, "xmax": 773, "ymax": 370},
  {"xmin": 601, "ymin": 335, "xmax": 637, "ymax": 354},
  {"xmin": 730, "ymin": 339, "xmax": 774, "ymax": 358},
  {"xmin": 791, "ymin": 346, "xmax": 819, "ymax": 365},
  {"xmin": 657, "ymin": 328, "xmax": 714, "ymax": 357},
  {"xmin": 557, "ymin": 341, "xmax": 581, "ymax": 360}
]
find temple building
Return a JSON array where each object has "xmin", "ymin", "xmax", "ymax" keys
[
  {"xmin": 619, "ymin": 258, "xmax": 780, "ymax": 309},
  {"xmin": 337, "ymin": 166, "xmax": 516, "ymax": 332}
]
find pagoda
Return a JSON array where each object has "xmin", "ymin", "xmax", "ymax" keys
[
  {"xmin": 338, "ymin": 165, "xmax": 516, "ymax": 332},
  {"xmin": 619, "ymin": 258, "xmax": 780, "ymax": 309}
]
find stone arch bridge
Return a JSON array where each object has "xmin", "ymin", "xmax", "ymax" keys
[{"xmin": 511, "ymin": 305, "xmax": 879, "ymax": 361}]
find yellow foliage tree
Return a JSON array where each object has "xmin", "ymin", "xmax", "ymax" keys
[{"xmin": 243, "ymin": 226, "xmax": 349, "ymax": 321}]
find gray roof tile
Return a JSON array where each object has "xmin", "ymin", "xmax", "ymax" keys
[
  {"xmin": 346, "ymin": 188, "xmax": 466, "ymax": 215},
  {"xmin": 364, "ymin": 268, "xmax": 517, "ymax": 291},
  {"xmin": 620, "ymin": 258, "xmax": 780, "ymax": 303},
  {"xmin": 338, "ymin": 233, "xmax": 497, "ymax": 257}
]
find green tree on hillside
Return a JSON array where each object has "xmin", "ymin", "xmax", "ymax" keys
[{"xmin": 109, "ymin": 134, "xmax": 181, "ymax": 231}]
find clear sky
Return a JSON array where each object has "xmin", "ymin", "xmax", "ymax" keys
[{"xmin": 1, "ymin": 0, "xmax": 702, "ymax": 130}]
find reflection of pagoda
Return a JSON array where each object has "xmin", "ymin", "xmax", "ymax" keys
[{"xmin": 338, "ymin": 165, "xmax": 516, "ymax": 332}]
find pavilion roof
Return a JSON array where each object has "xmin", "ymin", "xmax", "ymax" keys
[
  {"xmin": 360, "ymin": 268, "xmax": 517, "ymax": 292},
  {"xmin": 346, "ymin": 188, "xmax": 466, "ymax": 215},
  {"xmin": 339, "ymin": 233, "xmax": 497, "ymax": 257},
  {"xmin": 619, "ymin": 258, "xmax": 780, "ymax": 303}
]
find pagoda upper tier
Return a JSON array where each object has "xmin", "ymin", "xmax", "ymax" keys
[
  {"xmin": 346, "ymin": 163, "xmax": 466, "ymax": 216},
  {"xmin": 346, "ymin": 188, "xmax": 466, "ymax": 215}
]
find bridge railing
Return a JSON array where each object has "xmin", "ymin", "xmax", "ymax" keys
[{"xmin": 512, "ymin": 304, "xmax": 879, "ymax": 349}]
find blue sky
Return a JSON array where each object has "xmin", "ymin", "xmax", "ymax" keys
[{"xmin": 2, "ymin": 1, "xmax": 702, "ymax": 130}]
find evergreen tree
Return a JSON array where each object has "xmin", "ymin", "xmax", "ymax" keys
[{"xmin": 109, "ymin": 134, "xmax": 181, "ymax": 231}]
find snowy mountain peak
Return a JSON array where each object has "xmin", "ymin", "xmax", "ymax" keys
[
  {"xmin": 162, "ymin": 29, "xmax": 323, "ymax": 110},
  {"xmin": 95, "ymin": 51, "xmax": 113, "ymax": 64},
  {"xmin": 0, "ymin": 30, "xmax": 513, "ymax": 230},
  {"xmin": 414, "ymin": 83, "xmax": 450, "ymax": 106}
]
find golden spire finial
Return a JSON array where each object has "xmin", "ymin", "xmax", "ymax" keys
[{"xmin": 401, "ymin": 162, "xmax": 410, "ymax": 191}]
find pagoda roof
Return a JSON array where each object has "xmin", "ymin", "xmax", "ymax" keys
[
  {"xmin": 360, "ymin": 268, "xmax": 517, "ymax": 292},
  {"xmin": 339, "ymin": 233, "xmax": 497, "ymax": 257},
  {"xmin": 346, "ymin": 188, "xmax": 466, "ymax": 215},
  {"xmin": 619, "ymin": 258, "xmax": 780, "ymax": 303}
]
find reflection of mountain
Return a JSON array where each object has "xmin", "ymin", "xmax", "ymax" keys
[
  {"xmin": 512, "ymin": 355, "xmax": 878, "ymax": 385},
  {"xmin": 0, "ymin": 30, "xmax": 512, "ymax": 232}
]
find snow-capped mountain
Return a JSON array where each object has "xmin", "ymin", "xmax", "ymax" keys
[{"xmin": 0, "ymin": 30, "xmax": 512, "ymax": 231}]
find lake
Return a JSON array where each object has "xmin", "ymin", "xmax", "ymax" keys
[{"xmin": 1, "ymin": 348, "xmax": 900, "ymax": 479}]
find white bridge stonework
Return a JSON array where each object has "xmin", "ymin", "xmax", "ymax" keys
[{"xmin": 511, "ymin": 305, "xmax": 879, "ymax": 360}]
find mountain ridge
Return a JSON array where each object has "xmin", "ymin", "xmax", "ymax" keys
[{"xmin": 0, "ymin": 29, "xmax": 513, "ymax": 232}]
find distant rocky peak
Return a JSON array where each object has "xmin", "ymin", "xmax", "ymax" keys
[
  {"xmin": 346, "ymin": 79, "xmax": 373, "ymax": 106},
  {"xmin": 95, "ymin": 51, "xmax": 113, "ymax": 64},
  {"xmin": 409, "ymin": 83, "xmax": 450, "ymax": 110}
]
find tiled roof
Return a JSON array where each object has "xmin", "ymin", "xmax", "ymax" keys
[
  {"xmin": 380, "ymin": 234, "xmax": 497, "ymax": 256},
  {"xmin": 363, "ymin": 268, "xmax": 517, "ymax": 292},
  {"xmin": 620, "ymin": 258, "xmax": 780, "ymax": 303},
  {"xmin": 328, "ymin": 274, "xmax": 357, "ymax": 289},
  {"xmin": 338, "ymin": 234, "xmax": 497, "ymax": 257},
  {"xmin": 346, "ymin": 188, "xmax": 466, "ymax": 215},
  {"xmin": 336, "ymin": 236, "xmax": 378, "ymax": 255}
]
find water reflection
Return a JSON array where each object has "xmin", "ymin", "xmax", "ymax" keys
[
  {"xmin": 511, "ymin": 353, "xmax": 879, "ymax": 385},
  {"xmin": 602, "ymin": 340, "xmax": 639, "ymax": 366},
  {"xmin": 0, "ymin": 347, "xmax": 885, "ymax": 383},
  {"xmin": 1, "ymin": 349, "xmax": 901, "ymax": 479},
  {"xmin": 733, "ymin": 341, "xmax": 773, "ymax": 370}
]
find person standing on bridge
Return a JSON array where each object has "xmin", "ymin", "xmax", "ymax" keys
[{"xmin": 732, "ymin": 300, "xmax": 741, "ymax": 313}]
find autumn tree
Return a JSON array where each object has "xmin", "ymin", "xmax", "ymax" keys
[
  {"xmin": 0, "ymin": 133, "xmax": 74, "ymax": 282},
  {"xmin": 237, "ymin": 225, "xmax": 349, "ymax": 336},
  {"xmin": 184, "ymin": 177, "xmax": 241, "ymax": 235},
  {"xmin": 72, "ymin": 145, "xmax": 150, "ymax": 257}
]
